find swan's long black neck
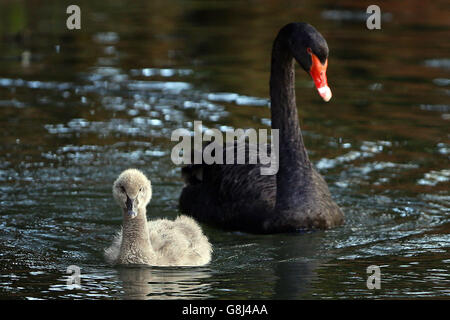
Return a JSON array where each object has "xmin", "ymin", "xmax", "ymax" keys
[{"xmin": 270, "ymin": 35, "xmax": 312, "ymax": 210}]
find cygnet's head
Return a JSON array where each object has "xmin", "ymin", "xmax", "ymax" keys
[{"xmin": 113, "ymin": 169, "xmax": 152, "ymax": 219}]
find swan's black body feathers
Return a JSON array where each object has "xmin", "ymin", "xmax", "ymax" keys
[{"xmin": 180, "ymin": 142, "xmax": 343, "ymax": 233}]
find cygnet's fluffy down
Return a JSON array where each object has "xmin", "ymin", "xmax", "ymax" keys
[{"xmin": 104, "ymin": 169, "xmax": 212, "ymax": 266}]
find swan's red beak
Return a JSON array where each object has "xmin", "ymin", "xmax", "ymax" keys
[{"xmin": 308, "ymin": 50, "xmax": 332, "ymax": 102}]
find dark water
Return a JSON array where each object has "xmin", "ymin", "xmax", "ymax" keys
[{"xmin": 0, "ymin": 0, "xmax": 449, "ymax": 299}]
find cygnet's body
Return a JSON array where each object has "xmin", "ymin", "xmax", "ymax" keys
[{"xmin": 105, "ymin": 169, "xmax": 212, "ymax": 266}]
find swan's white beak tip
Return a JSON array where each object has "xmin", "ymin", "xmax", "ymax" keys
[{"xmin": 318, "ymin": 86, "xmax": 332, "ymax": 102}]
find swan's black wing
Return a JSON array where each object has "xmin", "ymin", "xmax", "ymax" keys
[
  {"xmin": 179, "ymin": 141, "xmax": 277, "ymax": 232},
  {"xmin": 179, "ymin": 141, "xmax": 344, "ymax": 233}
]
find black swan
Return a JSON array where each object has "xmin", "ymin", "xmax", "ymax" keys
[{"xmin": 179, "ymin": 23, "xmax": 344, "ymax": 233}]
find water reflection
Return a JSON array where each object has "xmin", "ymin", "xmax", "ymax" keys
[
  {"xmin": 117, "ymin": 266, "xmax": 213, "ymax": 299},
  {"xmin": 271, "ymin": 233, "xmax": 322, "ymax": 299}
]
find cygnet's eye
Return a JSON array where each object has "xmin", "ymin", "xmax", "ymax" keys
[
  {"xmin": 139, "ymin": 187, "xmax": 143, "ymax": 193},
  {"xmin": 120, "ymin": 186, "xmax": 126, "ymax": 193}
]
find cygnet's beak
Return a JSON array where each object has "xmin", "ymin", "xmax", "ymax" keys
[{"xmin": 126, "ymin": 196, "xmax": 137, "ymax": 218}]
